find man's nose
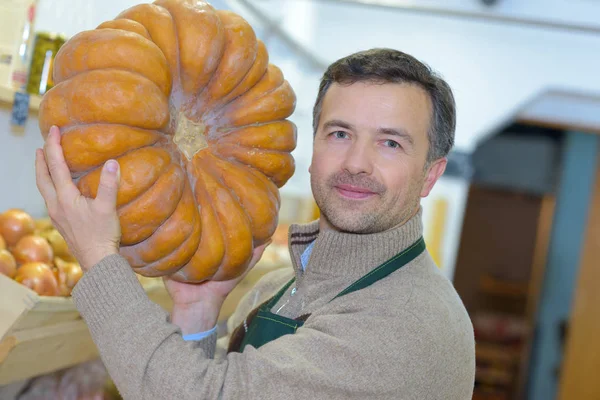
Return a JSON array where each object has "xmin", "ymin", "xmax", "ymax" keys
[{"xmin": 341, "ymin": 141, "xmax": 373, "ymax": 175}]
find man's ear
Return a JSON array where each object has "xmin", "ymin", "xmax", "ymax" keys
[{"xmin": 420, "ymin": 157, "xmax": 447, "ymax": 198}]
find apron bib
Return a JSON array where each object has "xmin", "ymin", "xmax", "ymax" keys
[{"xmin": 228, "ymin": 237, "xmax": 426, "ymax": 353}]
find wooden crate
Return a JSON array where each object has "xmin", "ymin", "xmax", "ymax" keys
[
  {"xmin": 0, "ymin": 273, "xmax": 168, "ymax": 385},
  {"xmin": 0, "ymin": 253, "xmax": 291, "ymax": 385}
]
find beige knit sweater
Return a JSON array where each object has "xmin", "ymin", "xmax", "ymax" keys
[{"xmin": 72, "ymin": 210, "xmax": 475, "ymax": 399}]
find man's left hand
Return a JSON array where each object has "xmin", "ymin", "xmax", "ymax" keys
[
  {"xmin": 164, "ymin": 241, "xmax": 270, "ymax": 335},
  {"xmin": 36, "ymin": 125, "xmax": 121, "ymax": 272}
]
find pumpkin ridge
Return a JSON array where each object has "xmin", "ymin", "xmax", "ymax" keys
[
  {"xmin": 129, "ymin": 166, "xmax": 186, "ymax": 231},
  {"xmin": 219, "ymin": 141, "xmax": 296, "ymax": 156},
  {"xmin": 155, "ymin": 0, "xmax": 224, "ymax": 96},
  {"xmin": 220, "ymin": 80, "xmax": 296, "ymax": 129},
  {"xmin": 112, "ymin": 148, "xmax": 180, "ymax": 210},
  {"xmin": 197, "ymin": 154, "xmax": 247, "ymax": 219},
  {"xmin": 209, "ymin": 69, "xmax": 284, "ymax": 123},
  {"xmin": 69, "ymin": 140, "xmax": 164, "ymax": 181},
  {"xmin": 212, "ymin": 142, "xmax": 295, "ymax": 180},
  {"xmin": 213, "ymin": 121, "xmax": 297, "ymax": 152},
  {"xmin": 194, "ymin": 9, "xmax": 258, "ymax": 114},
  {"xmin": 61, "ymin": 123, "xmax": 163, "ymax": 175},
  {"xmin": 61, "ymin": 123, "xmax": 164, "ymax": 138},
  {"xmin": 39, "ymin": 69, "xmax": 170, "ymax": 133},
  {"xmin": 170, "ymin": 160, "xmax": 227, "ymax": 282},
  {"xmin": 245, "ymin": 164, "xmax": 280, "ymax": 203},
  {"xmin": 129, "ymin": 213, "xmax": 195, "ymax": 271},
  {"xmin": 53, "ymin": 29, "xmax": 171, "ymax": 94},
  {"xmin": 116, "ymin": 3, "xmax": 182, "ymax": 89},
  {"xmin": 131, "ymin": 202, "xmax": 199, "ymax": 273},
  {"xmin": 125, "ymin": 217, "xmax": 196, "ymax": 267},
  {"xmin": 75, "ymin": 146, "xmax": 172, "ymax": 208},
  {"xmin": 96, "ymin": 18, "xmax": 152, "ymax": 40},
  {"xmin": 60, "ymin": 122, "xmax": 166, "ymax": 134},
  {"xmin": 227, "ymin": 141, "xmax": 296, "ymax": 154},
  {"xmin": 122, "ymin": 179, "xmax": 198, "ymax": 267},
  {"xmin": 116, "ymin": 170, "xmax": 177, "ymax": 212},
  {"xmin": 206, "ymin": 40, "xmax": 269, "ymax": 115},
  {"xmin": 193, "ymin": 154, "xmax": 253, "ymax": 276},
  {"xmin": 71, "ymin": 66, "xmax": 169, "ymax": 97},
  {"xmin": 118, "ymin": 164, "xmax": 186, "ymax": 245},
  {"xmin": 158, "ymin": 3, "xmax": 183, "ymax": 101},
  {"xmin": 69, "ymin": 66, "xmax": 171, "ymax": 95},
  {"xmin": 53, "ymin": 66, "xmax": 169, "ymax": 100},
  {"xmin": 211, "ymin": 120, "xmax": 282, "ymax": 137},
  {"xmin": 201, "ymin": 153, "xmax": 278, "ymax": 244},
  {"xmin": 206, "ymin": 147, "xmax": 281, "ymax": 197}
]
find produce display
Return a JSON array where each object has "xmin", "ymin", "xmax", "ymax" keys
[
  {"xmin": 38, "ymin": 0, "xmax": 297, "ymax": 283},
  {"xmin": 0, "ymin": 209, "xmax": 82, "ymax": 297}
]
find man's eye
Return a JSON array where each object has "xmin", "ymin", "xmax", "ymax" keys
[
  {"xmin": 384, "ymin": 140, "xmax": 401, "ymax": 149},
  {"xmin": 331, "ymin": 131, "xmax": 348, "ymax": 139}
]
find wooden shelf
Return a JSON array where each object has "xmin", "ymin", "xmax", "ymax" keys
[
  {"xmin": 0, "ymin": 85, "xmax": 42, "ymax": 112},
  {"xmin": 475, "ymin": 365, "xmax": 513, "ymax": 387},
  {"xmin": 479, "ymin": 275, "xmax": 529, "ymax": 298},
  {"xmin": 476, "ymin": 342, "xmax": 521, "ymax": 366}
]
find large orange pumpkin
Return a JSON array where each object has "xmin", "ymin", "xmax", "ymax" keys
[{"xmin": 38, "ymin": 0, "xmax": 297, "ymax": 283}]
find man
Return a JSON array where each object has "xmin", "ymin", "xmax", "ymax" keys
[{"xmin": 36, "ymin": 48, "xmax": 475, "ymax": 399}]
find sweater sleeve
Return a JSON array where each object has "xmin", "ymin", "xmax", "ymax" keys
[{"xmin": 72, "ymin": 254, "xmax": 473, "ymax": 400}]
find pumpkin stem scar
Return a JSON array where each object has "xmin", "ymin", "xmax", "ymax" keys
[{"xmin": 173, "ymin": 112, "xmax": 209, "ymax": 160}]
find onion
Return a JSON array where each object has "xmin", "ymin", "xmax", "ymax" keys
[
  {"xmin": 54, "ymin": 257, "xmax": 83, "ymax": 296},
  {"xmin": 39, "ymin": 229, "xmax": 76, "ymax": 262},
  {"xmin": 14, "ymin": 262, "xmax": 59, "ymax": 296},
  {"xmin": 0, "ymin": 234, "xmax": 5, "ymax": 250},
  {"xmin": 0, "ymin": 249, "xmax": 17, "ymax": 278},
  {"xmin": 0, "ymin": 209, "xmax": 35, "ymax": 248},
  {"xmin": 34, "ymin": 217, "xmax": 53, "ymax": 234},
  {"xmin": 12, "ymin": 235, "xmax": 54, "ymax": 265}
]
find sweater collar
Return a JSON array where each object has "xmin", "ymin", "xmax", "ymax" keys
[{"xmin": 287, "ymin": 208, "xmax": 424, "ymax": 279}]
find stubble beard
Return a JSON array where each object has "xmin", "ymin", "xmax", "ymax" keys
[{"xmin": 311, "ymin": 171, "xmax": 423, "ymax": 234}]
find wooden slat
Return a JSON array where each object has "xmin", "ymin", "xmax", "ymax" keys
[
  {"xmin": 515, "ymin": 195, "xmax": 555, "ymax": 400},
  {"xmin": 479, "ymin": 274, "xmax": 530, "ymax": 298},
  {"xmin": 524, "ymin": 196, "xmax": 556, "ymax": 320},
  {"xmin": 558, "ymin": 156, "xmax": 600, "ymax": 400},
  {"xmin": 476, "ymin": 342, "xmax": 521, "ymax": 365},
  {"xmin": 0, "ymin": 320, "xmax": 98, "ymax": 385}
]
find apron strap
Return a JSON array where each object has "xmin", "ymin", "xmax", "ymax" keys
[
  {"xmin": 329, "ymin": 237, "xmax": 426, "ymax": 302},
  {"xmin": 265, "ymin": 277, "xmax": 296, "ymax": 309}
]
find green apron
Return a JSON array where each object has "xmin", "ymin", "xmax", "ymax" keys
[{"xmin": 229, "ymin": 237, "xmax": 426, "ymax": 353}]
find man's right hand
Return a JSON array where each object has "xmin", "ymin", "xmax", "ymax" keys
[{"xmin": 164, "ymin": 242, "xmax": 270, "ymax": 335}]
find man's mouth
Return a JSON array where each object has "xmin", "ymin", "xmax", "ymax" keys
[{"xmin": 335, "ymin": 184, "xmax": 378, "ymax": 200}]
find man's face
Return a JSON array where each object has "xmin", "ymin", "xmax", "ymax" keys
[{"xmin": 309, "ymin": 81, "xmax": 446, "ymax": 234}]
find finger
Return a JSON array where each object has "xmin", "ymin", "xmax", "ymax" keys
[
  {"xmin": 94, "ymin": 160, "xmax": 120, "ymax": 213},
  {"xmin": 43, "ymin": 126, "xmax": 79, "ymax": 199},
  {"xmin": 35, "ymin": 148, "xmax": 58, "ymax": 210}
]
